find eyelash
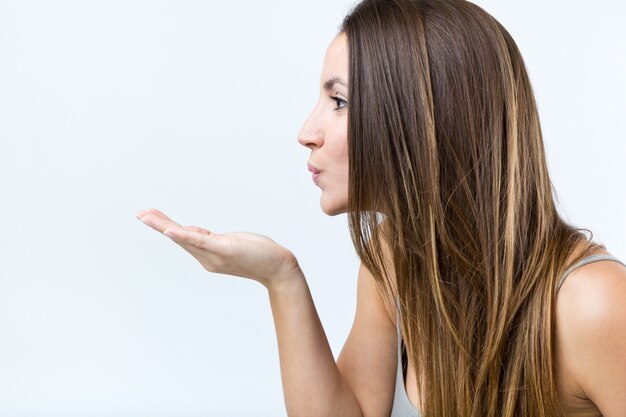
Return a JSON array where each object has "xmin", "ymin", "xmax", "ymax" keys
[{"xmin": 330, "ymin": 96, "xmax": 348, "ymax": 111}]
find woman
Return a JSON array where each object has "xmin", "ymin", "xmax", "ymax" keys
[{"xmin": 136, "ymin": 0, "xmax": 626, "ymax": 416}]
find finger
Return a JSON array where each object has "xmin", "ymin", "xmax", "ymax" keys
[
  {"xmin": 163, "ymin": 226, "xmax": 225, "ymax": 253},
  {"xmin": 136, "ymin": 210, "xmax": 212, "ymax": 236},
  {"xmin": 185, "ymin": 225, "xmax": 212, "ymax": 235},
  {"xmin": 136, "ymin": 208, "xmax": 181, "ymax": 227},
  {"xmin": 163, "ymin": 227, "xmax": 204, "ymax": 245},
  {"xmin": 140, "ymin": 208, "xmax": 176, "ymax": 223},
  {"xmin": 138, "ymin": 212, "xmax": 182, "ymax": 233}
]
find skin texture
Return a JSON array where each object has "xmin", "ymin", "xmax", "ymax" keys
[
  {"xmin": 136, "ymin": 31, "xmax": 626, "ymax": 417},
  {"xmin": 135, "ymin": 208, "xmax": 300, "ymax": 290},
  {"xmin": 554, "ymin": 252, "xmax": 626, "ymax": 417},
  {"xmin": 297, "ymin": 33, "xmax": 350, "ymax": 216},
  {"xmin": 296, "ymin": 31, "xmax": 626, "ymax": 417}
]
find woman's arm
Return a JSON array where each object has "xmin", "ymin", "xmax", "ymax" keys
[
  {"xmin": 135, "ymin": 209, "xmax": 360, "ymax": 415},
  {"xmin": 267, "ymin": 257, "xmax": 398, "ymax": 417},
  {"xmin": 267, "ymin": 269, "xmax": 364, "ymax": 417}
]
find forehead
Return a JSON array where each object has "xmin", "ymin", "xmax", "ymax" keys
[{"xmin": 321, "ymin": 32, "xmax": 348, "ymax": 78}]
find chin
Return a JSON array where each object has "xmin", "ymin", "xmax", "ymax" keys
[
  {"xmin": 322, "ymin": 207, "xmax": 347, "ymax": 216},
  {"xmin": 320, "ymin": 194, "xmax": 348, "ymax": 216}
]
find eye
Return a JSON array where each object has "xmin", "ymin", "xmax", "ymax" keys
[{"xmin": 330, "ymin": 96, "xmax": 348, "ymax": 111}]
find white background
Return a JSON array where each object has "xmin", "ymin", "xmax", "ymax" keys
[{"xmin": 0, "ymin": 1, "xmax": 624, "ymax": 416}]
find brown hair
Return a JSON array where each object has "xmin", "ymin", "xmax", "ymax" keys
[{"xmin": 340, "ymin": 0, "xmax": 603, "ymax": 415}]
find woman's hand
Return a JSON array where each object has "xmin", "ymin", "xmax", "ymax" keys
[{"xmin": 135, "ymin": 208, "xmax": 301, "ymax": 289}]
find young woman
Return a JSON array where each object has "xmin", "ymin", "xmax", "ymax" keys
[{"xmin": 136, "ymin": 0, "xmax": 626, "ymax": 415}]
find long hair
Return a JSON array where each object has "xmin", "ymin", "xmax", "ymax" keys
[{"xmin": 340, "ymin": 0, "xmax": 603, "ymax": 416}]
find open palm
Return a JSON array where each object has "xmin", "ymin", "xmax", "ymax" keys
[{"xmin": 136, "ymin": 208, "xmax": 300, "ymax": 289}]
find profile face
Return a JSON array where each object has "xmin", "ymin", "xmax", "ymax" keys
[{"xmin": 297, "ymin": 32, "xmax": 349, "ymax": 216}]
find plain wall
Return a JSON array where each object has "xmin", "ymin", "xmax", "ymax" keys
[{"xmin": 0, "ymin": 1, "xmax": 624, "ymax": 415}]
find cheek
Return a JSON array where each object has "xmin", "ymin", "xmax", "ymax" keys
[
  {"xmin": 326, "ymin": 122, "xmax": 348, "ymax": 172},
  {"xmin": 330, "ymin": 138, "xmax": 349, "ymax": 174},
  {"xmin": 340, "ymin": 132, "xmax": 349, "ymax": 168},
  {"xmin": 331, "ymin": 124, "xmax": 348, "ymax": 160}
]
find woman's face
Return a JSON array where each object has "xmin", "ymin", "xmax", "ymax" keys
[{"xmin": 297, "ymin": 32, "xmax": 349, "ymax": 216}]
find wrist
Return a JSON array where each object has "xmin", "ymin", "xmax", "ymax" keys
[{"xmin": 265, "ymin": 263, "xmax": 306, "ymax": 294}]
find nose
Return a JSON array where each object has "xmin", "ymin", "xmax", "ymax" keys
[{"xmin": 297, "ymin": 110, "xmax": 324, "ymax": 150}]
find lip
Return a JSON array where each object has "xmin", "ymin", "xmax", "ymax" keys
[
  {"xmin": 307, "ymin": 163, "xmax": 321, "ymax": 174},
  {"xmin": 312, "ymin": 172, "xmax": 321, "ymax": 185}
]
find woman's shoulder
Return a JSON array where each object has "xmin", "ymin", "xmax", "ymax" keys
[
  {"xmin": 554, "ymin": 247, "xmax": 626, "ymax": 415},
  {"xmin": 556, "ymin": 247, "xmax": 626, "ymax": 315}
]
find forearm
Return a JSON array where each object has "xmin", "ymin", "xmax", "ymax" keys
[{"xmin": 266, "ymin": 268, "xmax": 363, "ymax": 417}]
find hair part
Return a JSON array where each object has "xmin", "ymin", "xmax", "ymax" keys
[{"xmin": 340, "ymin": 1, "xmax": 603, "ymax": 415}]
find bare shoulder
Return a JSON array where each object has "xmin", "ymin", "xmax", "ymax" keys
[{"xmin": 555, "ymin": 250, "xmax": 626, "ymax": 416}]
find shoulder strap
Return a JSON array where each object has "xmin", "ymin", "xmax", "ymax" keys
[{"xmin": 556, "ymin": 254, "xmax": 626, "ymax": 292}]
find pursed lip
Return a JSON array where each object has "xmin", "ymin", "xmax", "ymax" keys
[{"xmin": 307, "ymin": 163, "xmax": 321, "ymax": 174}]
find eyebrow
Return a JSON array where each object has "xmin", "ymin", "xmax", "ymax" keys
[{"xmin": 323, "ymin": 76, "xmax": 348, "ymax": 92}]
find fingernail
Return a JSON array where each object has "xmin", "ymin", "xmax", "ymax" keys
[
  {"xmin": 164, "ymin": 229, "xmax": 175, "ymax": 237},
  {"xmin": 136, "ymin": 210, "xmax": 147, "ymax": 218},
  {"xmin": 137, "ymin": 216, "xmax": 152, "ymax": 227}
]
